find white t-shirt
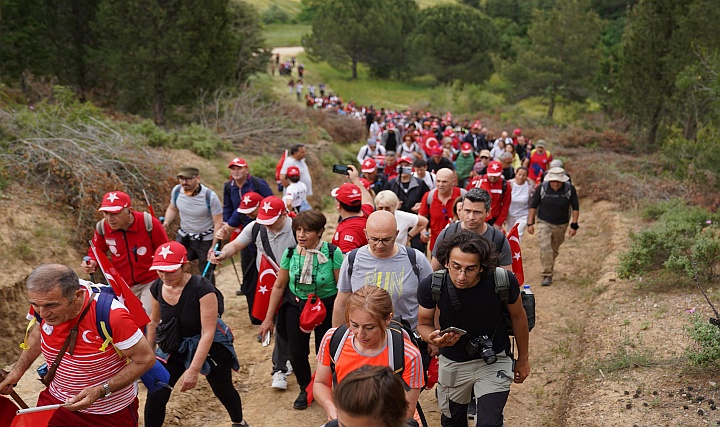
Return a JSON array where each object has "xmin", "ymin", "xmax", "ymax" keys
[
  {"xmin": 394, "ymin": 210, "xmax": 419, "ymax": 246},
  {"xmin": 508, "ymin": 180, "xmax": 532, "ymax": 219},
  {"xmin": 413, "ymin": 171, "xmax": 436, "ymax": 190},
  {"xmin": 283, "ymin": 182, "xmax": 307, "ymax": 208},
  {"xmin": 281, "ymin": 157, "xmax": 313, "ymax": 195}
]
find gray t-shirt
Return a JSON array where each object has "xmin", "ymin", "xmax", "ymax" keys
[
  {"xmin": 281, "ymin": 157, "xmax": 313, "ymax": 195},
  {"xmin": 173, "ymin": 185, "xmax": 222, "ymax": 240},
  {"xmin": 337, "ymin": 245, "xmax": 432, "ymax": 329},
  {"xmin": 237, "ymin": 217, "xmax": 295, "ymax": 270},
  {"xmin": 431, "ymin": 222, "xmax": 512, "ymax": 266}
]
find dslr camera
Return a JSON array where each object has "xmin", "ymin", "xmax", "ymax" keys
[{"xmin": 467, "ymin": 335, "xmax": 497, "ymax": 364}]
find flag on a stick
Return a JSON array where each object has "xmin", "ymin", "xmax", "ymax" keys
[
  {"xmin": 251, "ymin": 254, "xmax": 278, "ymax": 321},
  {"xmin": 507, "ymin": 223, "xmax": 524, "ymax": 286}
]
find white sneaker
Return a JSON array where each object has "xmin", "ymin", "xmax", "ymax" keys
[
  {"xmin": 286, "ymin": 361, "xmax": 293, "ymax": 376},
  {"xmin": 271, "ymin": 371, "xmax": 287, "ymax": 390}
]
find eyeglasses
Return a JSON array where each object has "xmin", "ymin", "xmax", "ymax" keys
[
  {"xmin": 177, "ymin": 176, "xmax": 196, "ymax": 182},
  {"xmin": 367, "ymin": 236, "xmax": 394, "ymax": 245},
  {"xmin": 447, "ymin": 264, "xmax": 480, "ymax": 278},
  {"xmin": 480, "ymin": 156, "xmax": 489, "ymax": 159}
]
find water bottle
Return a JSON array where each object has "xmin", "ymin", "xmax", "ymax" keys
[{"xmin": 523, "ymin": 284, "xmax": 532, "ymax": 295}]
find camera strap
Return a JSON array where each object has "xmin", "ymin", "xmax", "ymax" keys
[{"xmin": 42, "ymin": 295, "xmax": 93, "ymax": 386}]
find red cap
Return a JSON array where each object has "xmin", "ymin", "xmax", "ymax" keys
[
  {"xmin": 331, "ymin": 183, "xmax": 362, "ymax": 206},
  {"xmin": 431, "ymin": 121, "xmax": 439, "ymax": 129},
  {"xmin": 228, "ymin": 157, "xmax": 248, "ymax": 168},
  {"xmin": 387, "ymin": 122, "xmax": 396, "ymax": 131},
  {"xmin": 487, "ymin": 160, "xmax": 503, "ymax": 176},
  {"xmin": 471, "ymin": 122, "xmax": 481, "ymax": 130},
  {"xmin": 237, "ymin": 191, "xmax": 263, "ymax": 214},
  {"xmin": 397, "ymin": 156, "xmax": 414, "ymax": 165},
  {"xmin": 412, "ymin": 130, "xmax": 420, "ymax": 137},
  {"xmin": 461, "ymin": 142, "xmax": 473, "ymax": 154},
  {"xmin": 513, "ymin": 128, "xmax": 522, "ymax": 136},
  {"xmin": 286, "ymin": 166, "xmax": 300, "ymax": 177},
  {"xmin": 443, "ymin": 129, "xmax": 454, "ymax": 137},
  {"xmin": 431, "ymin": 146, "xmax": 444, "ymax": 156},
  {"xmin": 359, "ymin": 178, "xmax": 371, "ymax": 191},
  {"xmin": 149, "ymin": 241, "xmax": 188, "ymax": 272},
  {"xmin": 256, "ymin": 196, "xmax": 286, "ymax": 225},
  {"xmin": 361, "ymin": 158, "xmax": 377, "ymax": 173},
  {"xmin": 99, "ymin": 191, "xmax": 132, "ymax": 213}
]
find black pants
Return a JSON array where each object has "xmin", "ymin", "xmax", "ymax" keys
[
  {"xmin": 177, "ymin": 236, "xmax": 215, "ymax": 285},
  {"xmin": 410, "ymin": 233, "xmax": 427, "ymax": 256},
  {"xmin": 144, "ymin": 343, "xmax": 243, "ymax": 426},
  {"xmin": 278, "ymin": 294, "xmax": 335, "ymax": 390},
  {"xmin": 441, "ymin": 391, "xmax": 508, "ymax": 427}
]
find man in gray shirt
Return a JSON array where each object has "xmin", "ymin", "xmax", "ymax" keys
[
  {"xmin": 430, "ymin": 188, "xmax": 512, "ymax": 271},
  {"xmin": 333, "ymin": 210, "xmax": 432, "ymax": 329},
  {"xmin": 163, "ymin": 166, "xmax": 223, "ymax": 283}
]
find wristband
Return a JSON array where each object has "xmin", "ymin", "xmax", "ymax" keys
[
  {"xmin": 570, "ymin": 223, "xmax": 579, "ymax": 230},
  {"xmin": 527, "ymin": 223, "xmax": 535, "ymax": 226}
]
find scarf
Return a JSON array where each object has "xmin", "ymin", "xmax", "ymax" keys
[{"xmin": 299, "ymin": 241, "xmax": 329, "ymax": 285}]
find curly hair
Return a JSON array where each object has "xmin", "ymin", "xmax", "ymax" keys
[{"xmin": 435, "ymin": 230, "xmax": 499, "ymax": 272}]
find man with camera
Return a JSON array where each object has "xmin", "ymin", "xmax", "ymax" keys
[{"xmin": 417, "ymin": 231, "xmax": 530, "ymax": 427}]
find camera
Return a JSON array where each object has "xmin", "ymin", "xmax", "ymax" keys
[{"xmin": 466, "ymin": 335, "xmax": 497, "ymax": 364}]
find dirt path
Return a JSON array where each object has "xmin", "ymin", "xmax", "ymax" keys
[{"xmin": 272, "ymin": 47, "xmax": 304, "ymax": 58}]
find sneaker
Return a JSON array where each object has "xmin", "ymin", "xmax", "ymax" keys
[
  {"xmin": 271, "ymin": 371, "xmax": 287, "ymax": 390},
  {"xmin": 235, "ymin": 289, "xmax": 244, "ymax": 296},
  {"xmin": 286, "ymin": 361, "xmax": 293, "ymax": 376},
  {"xmin": 467, "ymin": 397, "xmax": 477, "ymax": 420},
  {"xmin": 541, "ymin": 276, "xmax": 552, "ymax": 286},
  {"xmin": 232, "ymin": 421, "xmax": 250, "ymax": 427},
  {"xmin": 293, "ymin": 390, "xmax": 308, "ymax": 410}
]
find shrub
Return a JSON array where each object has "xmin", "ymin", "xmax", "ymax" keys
[
  {"xmin": 685, "ymin": 314, "xmax": 720, "ymax": 366},
  {"xmin": 261, "ymin": 4, "xmax": 290, "ymax": 24},
  {"xmin": 130, "ymin": 120, "xmax": 175, "ymax": 148},
  {"xmin": 174, "ymin": 123, "xmax": 229, "ymax": 159},
  {"xmin": 249, "ymin": 154, "xmax": 280, "ymax": 183}
]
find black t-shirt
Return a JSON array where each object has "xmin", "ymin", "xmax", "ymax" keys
[
  {"xmin": 417, "ymin": 270, "xmax": 520, "ymax": 362},
  {"xmin": 427, "ymin": 156, "xmax": 455, "ymax": 174},
  {"xmin": 151, "ymin": 275, "xmax": 216, "ymax": 337},
  {"xmin": 529, "ymin": 182, "xmax": 579, "ymax": 225}
]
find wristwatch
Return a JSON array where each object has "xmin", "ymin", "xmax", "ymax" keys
[
  {"xmin": 102, "ymin": 383, "xmax": 112, "ymax": 398},
  {"xmin": 570, "ymin": 223, "xmax": 579, "ymax": 230}
]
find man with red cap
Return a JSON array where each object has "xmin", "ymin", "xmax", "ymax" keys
[
  {"xmin": 463, "ymin": 121, "xmax": 488, "ymax": 152},
  {"xmin": 331, "ymin": 165, "xmax": 375, "ymax": 253},
  {"xmin": 471, "ymin": 160, "xmax": 512, "ymax": 230},
  {"xmin": 427, "ymin": 145, "xmax": 455, "ymax": 175},
  {"xmin": 82, "ymin": 191, "xmax": 169, "ymax": 314},
  {"xmin": 360, "ymin": 158, "xmax": 387, "ymax": 195},
  {"xmin": 455, "ymin": 142, "xmax": 476, "ymax": 188},
  {"xmin": 282, "ymin": 166, "xmax": 309, "ymax": 213},
  {"xmin": 223, "ymin": 157, "xmax": 273, "ymax": 226}
]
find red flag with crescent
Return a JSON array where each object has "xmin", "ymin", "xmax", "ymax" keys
[
  {"xmin": 90, "ymin": 243, "xmax": 151, "ymax": 328},
  {"xmin": 251, "ymin": 253, "xmax": 279, "ymax": 321},
  {"xmin": 421, "ymin": 135, "xmax": 439, "ymax": 157},
  {"xmin": 507, "ymin": 223, "xmax": 524, "ymax": 286},
  {"xmin": 0, "ymin": 395, "xmax": 17, "ymax": 427}
]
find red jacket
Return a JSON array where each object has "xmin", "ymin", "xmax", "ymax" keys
[
  {"xmin": 87, "ymin": 212, "xmax": 169, "ymax": 286},
  {"xmin": 473, "ymin": 177, "xmax": 512, "ymax": 228}
]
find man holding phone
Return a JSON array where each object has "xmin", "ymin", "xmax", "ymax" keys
[
  {"xmin": 331, "ymin": 165, "xmax": 375, "ymax": 253},
  {"xmin": 417, "ymin": 230, "xmax": 530, "ymax": 427}
]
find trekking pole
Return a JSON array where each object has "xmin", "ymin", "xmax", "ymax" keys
[
  {"xmin": 690, "ymin": 254, "xmax": 720, "ymax": 327},
  {"xmin": 202, "ymin": 242, "xmax": 221, "ymax": 279},
  {"xmin": 142, "ymin": 189, "xmax": 156, "ymax": 218},
  {"xmin": 0, "ymin": 369, "xmax": 28, "ymax": 409},
  {"xmin": 229, "ymin": 255, "xmax": 243, "ymax": 292},
  {"xmin": 83, "ymin": 256, "xmax": 96, "ymax": 283}
]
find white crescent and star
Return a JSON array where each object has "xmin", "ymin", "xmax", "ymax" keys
[
  {"xmin": 258, "ymin": 285, "xmax": 269, "ymax": 294},
  {"xmin": 513, "ymin": 252, "xmax": 522, "ymax": 261},
  {"xmin": 508, "ymin": 236, "xmax": 520, "ymax": 245},
  {"xmin": 258, "ymin": 269, "xmax": 277, "ymax": 285}
]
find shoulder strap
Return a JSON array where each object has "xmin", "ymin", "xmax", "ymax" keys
[
  {"xmin": 564, "ymin": 181, "xmax": 572, "ymax": 200},
  {"xmin": 95, "ymin": 219, "xmax": 105, "ymax": 238},
  {"xmin": 143, "ymin": 211, "xmax": 153, "ymax": 234},
  {"xmin": 251, "ymin": 176, "xmax": 261, "ymax": 192},
  {"xmin": 426, "ymin": 188, "xmax": 436, "ymax": 206},
  {"xmin": 259, "ymin": 226, "xmax": 275, "ymax": 262},
  {"xmin": 286, "ymin": 245, "xmax": 295, "ymax": 259},
  {"xmin": 346, "ymin": 248, "xmax": 359, "ymax": 280},
  {"xmin": 172, "ymin": 184, "xmax": 181, "ymax": 206},
  {"xmin": 406, "ymin": 247, "xmax": 419, "ymax": 281},
  {"xmin": 387, "ymin": 322, "xmax": 406, "ymax": 378},
  {"xmin": 501, "ymin": 178, "xmax": 507, "ymax": 197},
  {"xmin": 489, "ymin": 225, "xmax": 506, "ymax": 254},
  {"xmin": 431, "ymin": 270, "xmax": 446, "ymax": 304},
  {"xmin": 95, "ymin": 292, "xmax": 116, "ymax": 353},
  {"xmin": 494, "ymin": 267, "xmax": 510, "ymax": 308},
  {"xmin": 329, "ymin": 325, "xmax": 351, "ymax": 386},
  {"xmin": 204, "ymin": 186, "xmax": 212, "ymax": 215},
  {"xmin": 540, "ymin": 181, "xmax": 549, "ymax": 200},
  {"xmin": 327, "ymin": 243, "xmax": 337, "ymax": 264},
  {"xmin": 42, "ymin": 298, "xmax": 93, "ymax": 386},
  {"xmin": 251, "ymin": 222, "xmax": 261, "ymax": 243}
]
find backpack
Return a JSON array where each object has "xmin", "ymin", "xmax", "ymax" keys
[
  {"xmin": 328, "ymin": 317, "xmax": 429, "ymax": 427},
  {"xmin": 539, "ymin": 181, "xmax": 571, "ymax": 201},
  {"xmin": 346, "ymin": 246, "xmax": 419, "ymax": 281},
  {"xmin": 96, "ymin": 211, "xmax": 153, "ymax": 238},
  {"xmin": 473, "ymin": 177, "xmax": 508, "ymax": 198},
  {"xmin": 250, "ymin": 221, "xmax": 298, "ymax": 263},
  {"xmin": 425, "ymin": 187, "xmax": 468, "ymax": 208},
  {"xmin": 430, "ymin": 268, "xmax": 535, "ymax": 336},
  {"xmin": 172, "ymin": 184, "xmax": 213, "ymax": 215}
]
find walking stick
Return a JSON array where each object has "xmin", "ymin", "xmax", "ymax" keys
[
  {"xmin": 202, "ymin": 242, "xmax": 221, "ymax": 279},
  {"xmin": 0, "ymin": 369, "xmax": 28, "ymax": 409},
  {"xmin": 82, "ymin": 256, "xmax": 96, "ymax": 283},
  {"xmin": 229, "ymin": 255, "xmax": 243, "ymax": 293},
  {"xmin": 142, "ymin": 189, "xmax": 156, "ymax": 218}
]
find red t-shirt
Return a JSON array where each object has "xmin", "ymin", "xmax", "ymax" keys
[
  {"xmin": 34, "ymin": 288, "xmax": 143, "ymax": 414},
  {"xmin": 527, "ymin": 149, "xmax": 553, "ymax": 181},
  {"xmin": 419, "ymin": 187, "xmax": 463, "ymax": 250},
  {"xmin": 473, "ymin": 177, "xmax": 512, "ymax": 227},
  {"xmin": 332, "ymin": 204, "xmax": 373, "ymax": 253}
]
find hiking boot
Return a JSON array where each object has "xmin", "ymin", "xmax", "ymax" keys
[
  {"xmin": 286, "ymin": 361, "xmax": 293, "ymax": 376},
  {"xmin": 232, "ymin": 421, "xmax": 250, "ymax": 427},
  {"xmin": 467, "ymin": 397, "xmax": 477, "ymax": 421},
  {"xmin": 542, "ymin": 276, "xmax": 552, "ymax": 286},
  {"xmin": 235, "ymin": 289, "xmax": 244, "ymax": 296},
  {"xmin": 271, "ymin": 371, "xmax": 287, "ymax": 390},
  {"xmin": 293, "ymin": 390, "xmax": 308, "ymax": 410}
]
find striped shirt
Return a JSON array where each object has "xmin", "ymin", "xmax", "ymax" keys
[{"xmin": 38, "ymin": 289, "xmax": 143, "ymax": 414}]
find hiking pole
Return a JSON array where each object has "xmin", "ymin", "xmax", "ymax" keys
[
  {"xmin": 0, "ymin": 369, "xmax": 29, "ymax": 409},
  {"xmin": 229, "ymin": 255, "xmax": 243, "ymax": 293},
  {"xmin": 83, "ymin": 256, "xmax": 96, "ymax": 283},
  {"xmin": 690, "ymin": 254, "xmax": 720, "ymax": 327},
  {"xmin": 142, "ymin": 189, "xmax": 156, "ymax": 218},
  {"xmin": 202, "ymin": 242, "xmax": 221, "ymax": 279}
]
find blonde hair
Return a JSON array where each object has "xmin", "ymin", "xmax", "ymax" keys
[
  {"xmin": 345, "ymin": 286, "xmax": 393, "ymax": 335},
  {"xmin": 374, "ymin": 190, "xmax": 399, "ymax": 212}
]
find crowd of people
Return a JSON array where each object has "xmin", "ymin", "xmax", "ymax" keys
[{"xmin": 0, "ymin": 103, "xmax": 580, "ymax": 427}]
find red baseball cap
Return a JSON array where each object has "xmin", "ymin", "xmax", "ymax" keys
[
  {"xmin": 387, "ymin": 122, "xmax": 396, "ymax": 131},
  {"xmin": 361, "ymin": 158, "xmax": 377, "ymax": 173},
  {"xmin": 237, "ymin": 191, "xmax": 263, "ymax": 214},
  {"xmin": 99, "ymin": 191, "xmax": 132, "ymax": 213},
  {"xmin": 331, "ymin": 183, "xmax": 362, "ymax": 206},
  {"xmin": 228, "ymin": 157, "xmax": 248, "ymax": 168},
  {"xmin": 443, "ymin": 129, "xmax": 454, "ymax": 137},
  {"xmin": 397, "ymin": 156, "xmax": 414, "ymax": 165},
  {"xmin": 286, "ymin": 166, "xmax": 300, "ymax": 177},
  {"xmin": 461, "ymin": 142, "xmax": 473, "ymax": 154},
  {"xmin": 256, "ymin": 196, "xmax": 286, "ymax": 225},
  {"xmin": 513, "ymin": 128, "xmax": 522, "ymax": 136},
  {"xmin": 149, "ymin": 241, "xmax": 187, "ymax": 272},
  {"xmin": 487, "ymin": 160, "xmax": 503, "ymax": 176},
  {"xmin": 471, "ymin": 122, "xmax": 481, "ymax": 130}
]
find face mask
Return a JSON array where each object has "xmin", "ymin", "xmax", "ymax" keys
[{"xmin": 397, "ymin": 166, "xmax": 413, "ymax": 175}]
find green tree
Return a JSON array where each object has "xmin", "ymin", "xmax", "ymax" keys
[
  {"xmin": 303, "ymin": 0, "xmax": 414, "ymax": 79},
  {"xmin": 411, "ymin": 4, "xmax": 498, "ymax": 84},
  {"xmin": 228, "ymin": 1, "xmax": 272, "ymax": 85},
  {"xmin": 503, "ymin": 0, "xmax": 602, "ymax": 119},
  {"xmin": 0, "ymin": 0, "xmax": 53, "ymax": 80},
  {"xmin": 94, "ymin": 0, "xmax": 241, "ymax": 124}
]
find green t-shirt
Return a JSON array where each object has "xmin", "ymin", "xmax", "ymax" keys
[{"xmin": 280, "ymin": 242, "xmax": 343, "ymax": 299}]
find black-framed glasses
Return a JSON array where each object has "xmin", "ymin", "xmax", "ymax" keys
[
  {"xmin": 368, "ymin": 236, "xmax": 394, "ymax": 245},
  {"xmin": 447, "ymin": 264, "xmax": 480, "ymax": 278}
]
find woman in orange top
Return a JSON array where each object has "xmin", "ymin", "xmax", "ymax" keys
[{"xmin": 313, "ymin": 286, "xmax": 424, "ymax": 422}]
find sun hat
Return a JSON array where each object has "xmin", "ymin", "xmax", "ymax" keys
[{"xmin": 544, "ymin": 167, "xmax": 569, "ymax": 183}]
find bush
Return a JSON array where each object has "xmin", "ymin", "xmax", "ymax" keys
[
  {"xmin": 617, "ymin": 201, "xmax": 720, "ymax": 281},
  {"xmin": 130, "ymin": 120, "xmax": 174, "ymax": 148},
  {"xmin": 174, "ymin": 123, "xmax": 229, "ymax": 159},
  {"xmin": 262, "ymin": 4, "xmax": 290, "ymax": 24},
  {"xmin": 249, "ymin": 154, "xmax": 280, "ymax": 183},
  {"xmin": 685, "ymin": 314, "xmax": 720, "ymax": 366}
]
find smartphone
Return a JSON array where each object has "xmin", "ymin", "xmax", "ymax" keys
[
  {"xmin": 439, "ymin": 327, "xmax": 467, "ymax": 336},
  {"xmin": 332, "ymin": 164, "xmax": 349, "ymax": 175},
  {"xmin": 261, "ymin": 331, "xmax": 271, "ymax": 347}
]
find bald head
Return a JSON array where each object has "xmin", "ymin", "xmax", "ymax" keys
[
  {"xmin": 435, "ymin": 168, "xmax": 455, "ymax": 195},
  {"xmin": 366, "ymin": 210, "xmax": 397, "ymax": 235}
]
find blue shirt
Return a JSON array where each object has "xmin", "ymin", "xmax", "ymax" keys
[{"xmin": 223, "ymin": 176, "xmax": 273, "ymax": 226}]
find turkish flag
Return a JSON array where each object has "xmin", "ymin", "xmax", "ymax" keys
[
  {"xmin": 9, "ymin": 407, "xmax": 58, "ymax": 427},
  {"xmin": 251, "ymin": 254, "xmax": 279, "ymax": 321},
  {"xmin": 421, "ymin": 135, "xmax": 439, "ymax": 157},
  {"xmin": 0, "ymin": 395, "xmax": 17, "ymax": 427},
  {"xmin": 507, "ymin": 223, "xmax": 524, "ymax": 286},
  {"xmin": 90, "ymin": 243, "xmax": 151, "ymax": 328}
]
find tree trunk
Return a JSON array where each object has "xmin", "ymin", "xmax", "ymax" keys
[
  {"xmin": 153, "ymin": 79, "xmax": 165, "ymax": 126},
  {"xmin": 547, "ymin": 94, "xmax": 556, "ymax": 120},
  {"xmin": 352, "ymin": 58, "xmax": 357, "ymax": 80},
  {"xmin": 647, "ymin": 106, "xmax": 661, "ymax": 149}
]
